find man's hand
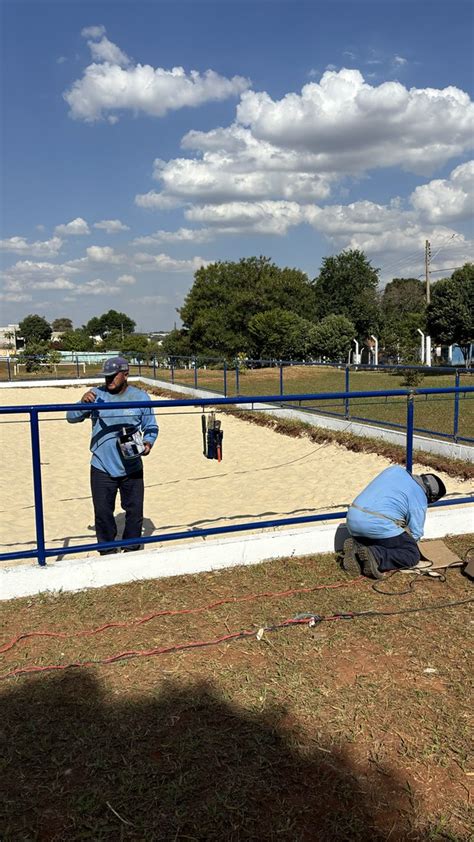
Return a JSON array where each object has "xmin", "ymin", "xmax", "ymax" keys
[
  {"xmin": 142, "ymin": 442, "xmax": 152, "ymax": 456},
  {"xmin": 81, "ymin": 390, "xmax": 96, "ymax": 403}
]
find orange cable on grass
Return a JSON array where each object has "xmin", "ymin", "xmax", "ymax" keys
[
  {"xmin": 0, "ymin": 614, "xmax": 345, "ymax": 680},
  {"xmin": 0, "ymin": 577, "xmax": 362, "ymax": 656}
]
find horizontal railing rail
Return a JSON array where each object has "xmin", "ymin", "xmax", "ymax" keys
[{"xmin": 1, "ymin": 386, "xmax": 472, "ymax": 567}]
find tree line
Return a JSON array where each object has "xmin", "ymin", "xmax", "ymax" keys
[{"xmin": 14, "ymin": 249, "xmax": 474, "ymax": 367}]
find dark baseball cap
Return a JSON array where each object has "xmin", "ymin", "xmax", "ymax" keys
[{"xmin": 101, "ymin": 356, "xmax": 130, "ymax": 376}]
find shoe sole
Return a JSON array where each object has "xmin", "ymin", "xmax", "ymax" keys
[
  {"xmin": 356, "ymin": 544, "xmax": 383, "ymax": 579},
  {"xmin": 342, "ymin": 537, "xmax": 361, "ymax": 576}
]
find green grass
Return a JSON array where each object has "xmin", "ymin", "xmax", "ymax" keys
[{"xmin": 1, "ymin": 535, "xmax": 473, "ymax": 840}]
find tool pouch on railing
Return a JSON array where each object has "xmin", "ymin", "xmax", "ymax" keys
[{"xmin": 202, "ymin": 413, "xmax": 223, "ymax": 461}]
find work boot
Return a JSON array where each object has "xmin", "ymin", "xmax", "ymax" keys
[
  {"xmin": 341, "ymin": 537, "xmax": 361, "ymax": 576},
  {"xmin": 354, "ymin": 543, "xmax": 384, "ymax": 579}
]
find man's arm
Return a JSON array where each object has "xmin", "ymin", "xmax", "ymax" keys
[
  {"xmin": 406, "ymin": 503, "xmax": 427, "ymax": 541},
  {"xmin": 140, "ymin": 397, "xmax": 159, "ymax": 454},
  {"xmin": 66, "ymin": 389, "xmax": 96, "ymax": 424}
]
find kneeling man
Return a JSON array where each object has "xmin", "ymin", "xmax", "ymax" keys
[{"xmin": 342, "ymin": 465, "xmax": 446, "ymax": 579}]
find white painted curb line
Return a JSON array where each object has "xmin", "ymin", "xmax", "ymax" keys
[{"xmin": 0, "ymin": 506, "xmax": 471, "ymax": 601}]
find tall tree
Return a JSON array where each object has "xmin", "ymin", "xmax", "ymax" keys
[
  {"xmin": 248, "ymin": 309, "xmax": 315, "ymax": 360},
  {"xmin": 52, "ymin": 317, "xmax": 73, "ymax": 332},
  {"xmin": 312, "ymin": 250, "xmax": 380, "ymax": 339},
  {"xmin": 179, "ymin": 256, "xmax": 316, "ymax": 357},
  {"xmin": 426, "ymin": 263, "xmax": 474, "ymax": 364},
  {"xmin": 381, "ymin": 278, "xmax": 426, "ymax": 318},
  {"xmin": 60, "ymin": 330, "xmax": 95, "ymax": 352},
  {"xmin": 310, "ymin": 314, "xmax": 355, "ymax": 361},
  {"xmin": 85, "ymin": 310, "xmax": 135, "ymax": 339},
  {"xmin": 18, "ymin": 314, "xmax": 52, "ymax": 346}
]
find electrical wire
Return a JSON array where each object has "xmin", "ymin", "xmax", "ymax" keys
[
  {"xmin": 1, "ymin": 595, "xmax": 472, "ymax": 681},
  {"xmin": 0, "ymin": 576, "xmax": 363, "ymax": 656}
]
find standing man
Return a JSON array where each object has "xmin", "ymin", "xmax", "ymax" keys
[
  {"xmin": 342, "ymin": 465, "xmax": 446, "ymax": 578},
  {"xmin": 67, "ymin": 357, "xmax": 158, "ymax": 554}
]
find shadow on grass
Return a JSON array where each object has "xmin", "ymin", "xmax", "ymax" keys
[{"xmin": 1, "ymin": 671, "xmax": 432, "ymax": 841}]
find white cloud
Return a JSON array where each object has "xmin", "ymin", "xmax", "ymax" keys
[
  {"xmin": 410, "ymin": 160, "xmax": 474, "ymax": 223},
  {"xmin": 185, "ymin": 201, "xmax": 307, "ymax": 235},
  {"xmin": 303, "ymin": 198, "xmax": 473, "ymax": 280},
  {"xmin": 55, "ymin": 217, "xmax": 90, "ymax": 236},
  {"xmin": 87, "ymin": 36, "xmax": 130, "ymax": 67},
  {"xmin": 133, "ymin": 252, "xmax": 210, "ymax": 272},
  {"xmin": 117, "ymin": 274, "xmax": 136, "ymax": 285},
  {"xmin": 68, "ymin": 278, "xmax": 120, "ymax": 296},
  {"xmin": 56, "ymin": 56, "xmax": 67, "ymax": 65},
  {"xmin": 94, "ymin": 219, "xmax": 130, "ymax": 233},
  {"xmin": 0, "ymin": 236, "xmax": 63, "ymax": 257},
  {"xmin": 33, "ymin": 277, "xmax": 76, "ymax": 290},
  {"xmin": 133, "ymin": 227, "xmax": 214, "ymax": 245},
  {"xmin": 138, "ymin": 71, "xmax": 473, "ymax": 216},
  {"xmin": 64, "ymin": 34, "xmax": 250, "ymax": 122},
  {"xmin": 0, "ymin": 292, "xmax": 33, "ymax": 302},
  {"xmin": 236, "ymin": 69, "xmax": 474, "ymax": 176},
  {"xmin": 85, "ymin": 245, "xmax": 125, "ymax": 264},
  {"xmin": 81, "ymin": 25, "xmax": 106, "ymax": 39},
  {"xmin": 134, "ymin": 191, "xmax": 183, "ymax": 209},
  {"xmin": 0, "ymin": 260, "xmax": 81, "ymax": 297},
  {"xmin": 393, "ymin": 55, "xmax": 408, "ymax": 66}
]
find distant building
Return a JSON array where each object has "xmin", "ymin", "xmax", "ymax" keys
[
  {"xmin": 147, "ymin": 330, "xmax": 170, "ymax": 345},
  {"xmin": 0, "ymin": 324, "xmax": 24, "ymax": 354}
]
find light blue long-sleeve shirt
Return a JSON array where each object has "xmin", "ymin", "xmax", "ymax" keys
[
  {"xmin": 66, "ymin": 385, "xmax": 159, "ymax": 477},
  {"xmin": 346, "ymin": 465, "xmax": 427, "ymax": 541}
]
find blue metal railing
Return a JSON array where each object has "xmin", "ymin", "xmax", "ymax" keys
[{"xmin": 0, "ymin": 386, "xmax": 472, "ymax": 567}]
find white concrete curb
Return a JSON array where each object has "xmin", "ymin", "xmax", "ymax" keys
[{"xmin": 0, "ymin": 505, "xmax": 471, "ymax": 601}]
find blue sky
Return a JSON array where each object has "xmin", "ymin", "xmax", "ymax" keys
[{"xmin": 1, "ymin": 0, "xmax": 473, "ymax": 331}]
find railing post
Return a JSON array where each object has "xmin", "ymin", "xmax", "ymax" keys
[
  {"xmin": 235, "ymin": 361, "xmax": 240, "ymax": 395},
  {"xmin": 344, "ymin": 365, "xmax": 350, "ymax": 419},
  {"xmin": 7, "ymin": 356, "xmax": 11, "ymax": 381},
  {"xmin": 453, "ymin": 370, "xmax": 460, "ymax": 442},
  {"xmin": 279, "ymin": 361, "xmax": 283, "ymax": 396},
  {"xmin": 223, "ymin": 361, "xmax": 227, "ymax": 397},
  {"xmin": 75, "ymin": 355, "xmax": 80, "ymax": 378},
  {"xmin": 406, "ymin": 391, "xmax": 415, "ymax": 473},
  {"xmin": 30, "ymin": 409, "xmax": 47, "ymax": 566},
  {"xmin": 171, "ymin": 357, "xmax": 175, "ymax": 384},
  {"xmin": 194, "ymin": 357, "xmax": 198, "ymax": 389}
]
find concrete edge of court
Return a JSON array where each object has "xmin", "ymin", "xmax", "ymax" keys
[
  {"xmin": 0, "ymin": 505, "xmax": 471, "ymax": 601},
  {"xmin": 1, "ymin": 374, "xmax": 473, "ymax": 463}
]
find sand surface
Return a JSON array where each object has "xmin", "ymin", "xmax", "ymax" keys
[{"xmin": 0, "ymin": 385, "xmax": 471, "ymax": 566}]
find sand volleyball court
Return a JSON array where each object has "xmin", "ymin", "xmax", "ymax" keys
[{"xmin": 0, "ymin": 385, "xmax": 470, "ymax": 566}]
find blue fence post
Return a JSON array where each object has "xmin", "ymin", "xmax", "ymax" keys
[
  {"xmin": 279, "ymin": 361, "xmax": 284, "ymax": 396},
  {"xmin": 30, "ymin": 409, "xmax": 47, "ymax": 566},
  {"xmin": 75, "ymin": 355, "xmax": 80, "ymax": 378},
  {"xmin": 453, "ymin": 369, "xmax": 460, "ymax": 442},
  {"xmin": 406, "ymin": 391, "xmax": 415, "ymax": 473},
  {"xmin": 235, "ymin": 362, "xmax": 240, "ymax": 395},
  {"xmin": 223, "ymin": 361, "xmax": 227, "ymax": 397},
  {"xmin": 7, "ymin": 356, "xmax": 11, "ymax": 381},
  {"xmin": 171, "ymin": 357, "xmax": 175, "ymax": 384},
  {"xmin": 194, "ymin": 357, "xmax": 198, "ymax": 389},
  {"xmin": 344, "ymin": 365, "xmax": 350, "ymax": 419}
]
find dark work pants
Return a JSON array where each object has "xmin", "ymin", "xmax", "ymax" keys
[
  {"xmin": 90, "ymin": 466, "xmax": 144, "ymax": 554},
  {"xmin": 356, "ymin": 532, "xmax": 421, "ymax": 572}
]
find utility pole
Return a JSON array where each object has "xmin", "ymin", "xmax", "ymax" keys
[{"xmin": 425, "ymin": 240, "xmax": 432, "ymax": 367}]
